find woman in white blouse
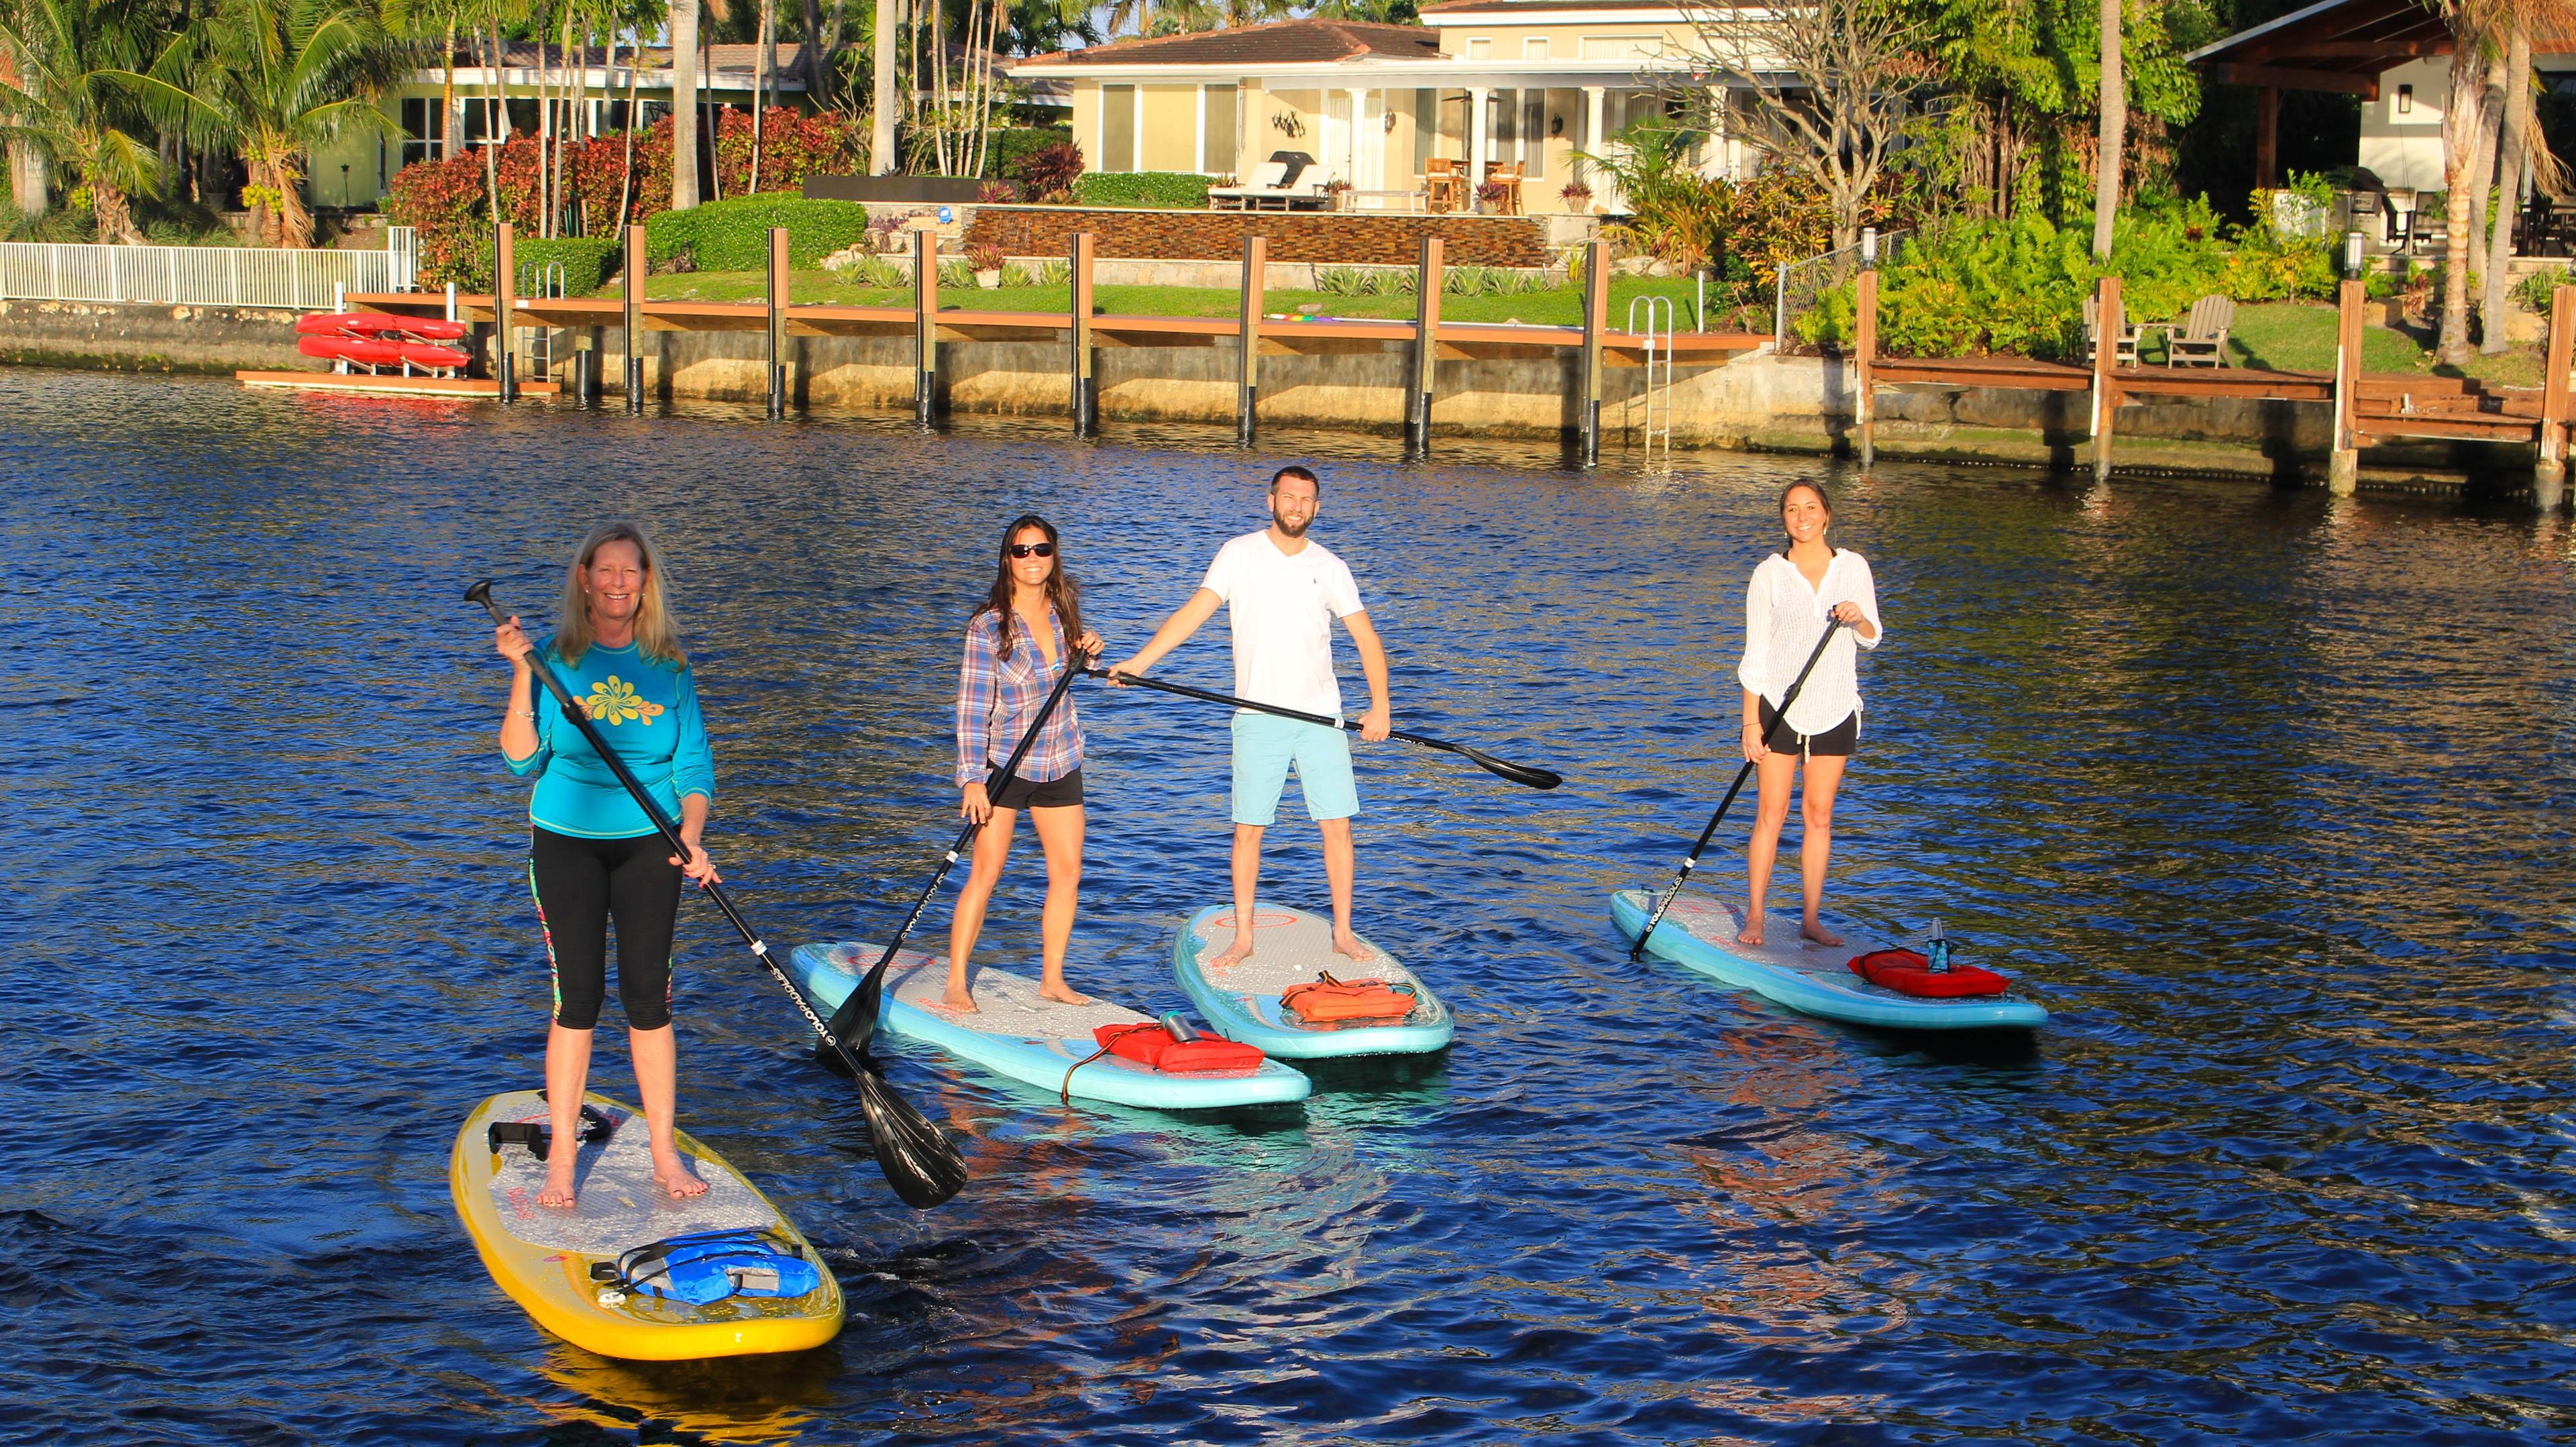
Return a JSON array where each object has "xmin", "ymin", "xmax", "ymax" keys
[{"xmin": 1737, "ymin": 481, "xmax": 1882, "ymax": 948}]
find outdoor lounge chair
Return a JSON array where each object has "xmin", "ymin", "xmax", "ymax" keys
[
  {"xmin": 1208, "ymin": 152, "xmax": 1325, "ymax": 211},
  {"xmin": 2164, "ymin": 294, "xmax": 2235, "ymax": 368},
  {"xmin": 2082, "ymin": 294, "xmax": 2141, "ymax": 367}
]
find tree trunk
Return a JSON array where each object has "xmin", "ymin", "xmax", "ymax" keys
[
  {"xmin": 482, "ymin": 19, "xmax": 505, "ymax": 225},
  {"xmin": 672, "ymin": 0, "xmax": 701, "ymax": 209},
  {"xmin": 2093, "ymin": 0, "xmax": 2124, "ymax": 260},
  {"xmin": 2481, "ymin": 23, "xmax": 2532, "ymax": 355},
  {"xmin": 618, "ymin": 45, "xmax": 642, "ymax": 228},
  {"xmin": 8, "ymin": 143, "xmax": 46, "ymax": 221},
  {"xmin": 873, "ymin": 0, "xmax": 898, "ymax": 174},
  {"xmin": 442, "ymin": 23, "xmax": 458, "ymax": 160},
  {"xmin": 2439, "ymin": 32, "xmax": 2489, "ymax": 362},
  {"xmin": 2469, "ymin": 50, "xmax": 2505, "ymax": 282},
  {"xmin": 801, "ymin": 0, "xmax": 831, "ymax": 109},
  {"xmin": 753, "ymin": 0, "xmax": 773, "ymax": 193}
]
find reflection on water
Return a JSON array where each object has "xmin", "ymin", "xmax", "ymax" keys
[{"xmin": 1, "ymin": 370, "xmax": 2571, "ymax": 1444}]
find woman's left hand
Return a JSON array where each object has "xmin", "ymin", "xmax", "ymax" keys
[
  {"xmin": 1829, "ymin": 601, "xmax": 1866, "ymax": 627},
  {"xmin": 671, "ymin": 830, "xmax": 720, "ymax": 886},
  {"xmin": 1076, "ymin": 628, "xmax": 1104, "ymax": 660}
]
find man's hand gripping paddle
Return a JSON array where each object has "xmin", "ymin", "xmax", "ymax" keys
[
  {"xmin": 466, "ymin": 580, "xmax": 968, "ymax": 1210},
  {"xmin": 816, "ymin": 638, "xmax": 1095, "ymax": 1065},
  {"xmin": 1626, "ymin": 618, "xmax": 1844, "ymax": 963}
]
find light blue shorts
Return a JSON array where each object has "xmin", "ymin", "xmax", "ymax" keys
[{"xmin": 1230, "ymin": 713, "xmax": 1359, "ymax": 826}]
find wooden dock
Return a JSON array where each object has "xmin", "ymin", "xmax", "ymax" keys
[{"xmin": 235, "ymin": 370, "xmax": 562, "ymax": 398}]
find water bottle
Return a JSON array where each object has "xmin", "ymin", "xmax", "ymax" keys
[
  {"xmin": 1159, "ymin": 1011, "xmax": 1202, "ymax": 1042},
  {"xmin": 1927, "ymin": 919, "xmax": 1950, "ymax": 973}
]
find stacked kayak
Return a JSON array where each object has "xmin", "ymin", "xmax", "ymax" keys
[
  {"xmin": 1611, "ymin": 889, "xmax": 2047, "ymax": 1030},
  {"xmin": 449, "ymin": 1090, "xmax": 844, "ymax": 1360},
  {"xmin": 1173, "ymin": 902, "xmax": 1453, "ymax": 1059},
  {"xmin": 296, "ymin": 311, "xmax": 471, "ymax": 374},
  {"xmin": 788, "ymin": 942, "xmax": 1311, "ymax": 1110}
]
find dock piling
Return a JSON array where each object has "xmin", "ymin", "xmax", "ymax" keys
[
  {"xmin": 623, "ymin": 225, "xmax": 644, "ymax": 414},
  {"xmin": 494, "ymin": 223, "xmax": 517, "ymax": 405},
  {"xmin": 574, "ymin": 331, "xmax": 598, "ymax": 407},
  {"xmin": 2330, "ymin": 275, "xmax": 2363, "ymax": 495},
  {"xmin": 1238, "ymin": 235, "xmax": 1265, "ymax": 447},
  {"xmin": 766, "ymin": 226, "xmax": 788, "ymax": 420},
  {"xmin": 1855, "ymin": 249, "xmax": 1879, "ymax": 471},
  {"xmin": 914, "ymin": 228, "xmax": 937, "ymax": 429},
  {"xmin": 2539, "ymin": 285, "xmax": 2572, "ymax": 510},
  {"xmin": 1071, "ymin": 232, "xmax": 1095, "ymax": 437},
  {"xmin": 1409, "ymin": 235, "xmax": 1443, "ymax": 457},
  {"xmin": 1580, "ymin": 240, "xmax": 1607, "ymax": 468},
  {"xmin": 2089, "ymin": 274, "xmax": 2119, "ymax": 482}
]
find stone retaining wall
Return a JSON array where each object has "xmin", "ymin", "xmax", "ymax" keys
[
  {"xmin": 964, "ymin": 206, "xmax": 1550, "ymax": 267},
  {"xmin": 0, "ymin": 299, "xmax": 306, "ymax": 373}
]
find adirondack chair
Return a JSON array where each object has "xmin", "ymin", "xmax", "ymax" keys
[
  {"xmin": 2082, "ymin": 294, "xmax": 2140, "ymax": 366},
  {"xmin": 2165, "ymin": 294, "xmax": 2236, "ymax": 368}
]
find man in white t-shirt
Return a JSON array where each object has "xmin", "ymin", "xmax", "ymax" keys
[{"xmin": 1108, "ymin": 465, "xmax": 1391, "ymax": 966}]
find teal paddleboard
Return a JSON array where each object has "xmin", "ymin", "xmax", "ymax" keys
[
  {"xmin": 1172, "ymin": 903, "xmax": 1454, "ymax": 1060},
  {"xmin": 1611, "ymin": 889, "xmax": 2047, "ymax": 1030},
  {"xmin": 787, "ymin": 943, "xmax": 1311, "ymax": 1110}
]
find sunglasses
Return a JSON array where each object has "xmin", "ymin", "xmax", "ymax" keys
[{"xmin": 1008, "ymin": 542, "xmax": 1056, "ymax": 559}]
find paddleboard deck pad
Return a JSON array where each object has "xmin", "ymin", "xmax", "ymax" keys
[
  {"xmin": 449, "ymin": 1091, "xmax": 843, "ymax": 1360},
  {"xmin": 788, "ymin": 943, "xmax": 1312, "ymax": 1110},
  {"xmin": 1173, "ymin": 903, "xmax": 1454, "ymax": 1059},
  {"xmin": 1611, "ymin": 890, "xmax": 2047, "ymax": 1030}
]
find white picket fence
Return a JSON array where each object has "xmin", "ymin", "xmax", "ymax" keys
[{"xmin": 0, "ymin": 227, "xmax": 417, "ymax": 309}]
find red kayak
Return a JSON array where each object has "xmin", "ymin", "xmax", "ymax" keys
[
  {"xmin": 299, "ymin": 335, "xmax": 412, "ymax": 367},
  {"xmin": 295, "ymin": 311, "xmax": 470, "ymax": 342}
]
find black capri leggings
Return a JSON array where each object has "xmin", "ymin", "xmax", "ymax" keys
[{"xmin": 528, "ymin": 825, "xmax": 682, "ymax": 1030}]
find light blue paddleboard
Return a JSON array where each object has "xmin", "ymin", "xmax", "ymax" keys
[
  {"xmin": 1611, "ymin": 889, "xmax": 2047, "ymax": 1031},
  {"xmin": 787, "ymin": 942, "xmax": 1311, "ymax": 1110},
  {"xmin": 1172, "ymin": 903, "xmax": 1454, "ymax": 1060}
]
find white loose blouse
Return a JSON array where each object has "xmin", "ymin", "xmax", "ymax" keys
[{"xmin": 1737, "ymin": 549, "xmax": 1883, "ymax": 736}]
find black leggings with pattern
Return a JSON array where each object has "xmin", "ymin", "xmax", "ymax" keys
[{"xmin": 529, "ymin": 825, "xmax": 680, "ymax": 1030}]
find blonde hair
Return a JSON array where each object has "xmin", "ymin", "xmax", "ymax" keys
[{"xmin": 554, "ymin": 521, "xmax": 687, "ymax": 667}]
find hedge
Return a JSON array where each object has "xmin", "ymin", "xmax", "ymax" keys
[
  {"xmin": 644, "ymin": 196, "xmax": 875, "ymax": 272},
  {"xmin": 1070, "ymin": 172, "xmax": 1212, "ymax": 209},
  {"xmin": 987, "ymin": 127, "xmax": 1073, "ymax": 180},
  {"xmin": 439, "ymin": 235, "xmax": 621, "ymax": 294}
]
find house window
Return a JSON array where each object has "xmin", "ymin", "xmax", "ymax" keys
[
  {"xmin": 1414, "ymin": 89, "xmax": 1438, "ymax": 174},
  {"xmin": 1202, "ymin": 83, "xmax": 1236, "ymax": 174},
  {"xmin": 1467, "ymin": 37, "xmax": 1492, "ymax": 60},
  {"xmin": 2397, "ymin": 84, "xmax": 2414, "ymax": 116},
  {"xmin": 1579, "ymin": 35, "xmax": 1659, "ymax": 60},
  {"xmin": 398, "ymin": 97, "xmax": 445, "ymax": 166},
  {"xmin": 1101, "ymin": 84, "xmax": 1136, "ymax": 172},
  {"xmin": 1524, "ymin": 37, "xmax": 1550, "ymax": 60}
]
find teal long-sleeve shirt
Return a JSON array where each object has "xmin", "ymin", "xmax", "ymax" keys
[{"xmin": 503, "ymin": 640, "xmax": 716, "ymax": 839}]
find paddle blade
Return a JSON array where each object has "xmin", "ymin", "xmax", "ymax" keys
[
  {"xmin": 853, "ymin": 1065, "xmax": 969, "ymax": 1209},
  {"xmin": 1460, "ymin": 745, "xmax": 1562, "ymax": 790}
]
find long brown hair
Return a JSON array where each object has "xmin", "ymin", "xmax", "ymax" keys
[
  {"xmin": 977, "ymin": 513, "xmax": 1081, "ymax": 661},
  {"xmin": 555, "ymin": 520, "xmax": 686, "ymax": 667}
]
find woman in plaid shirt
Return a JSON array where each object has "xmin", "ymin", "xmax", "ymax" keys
[{"xmin": 945, "ymin": 514, "xmax": 1105, "ymax": 1012}]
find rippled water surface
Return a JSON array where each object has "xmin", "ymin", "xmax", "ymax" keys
[{"xmin": 4, "ymin": 370, "xmax": 2573, "ymax": 1445}]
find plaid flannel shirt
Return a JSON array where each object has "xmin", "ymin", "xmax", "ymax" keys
[{"xmin": 955, "ymin": 606, "xmax": 1083, "ymax": 787}]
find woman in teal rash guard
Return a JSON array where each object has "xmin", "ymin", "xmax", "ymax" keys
[{"xmin": 492, "ymin": 521, "xmax": 719, "ymax": 1210}]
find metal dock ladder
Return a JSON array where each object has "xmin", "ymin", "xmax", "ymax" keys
[
  {"xmin": 520, "ymin": 260, "xmax": 566, "ymax": 381},
  {"xmin": 1625, "ymin": 294, "xmax": 1675, "ymax": 463}
]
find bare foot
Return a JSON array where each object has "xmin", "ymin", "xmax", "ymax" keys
[
  {"xmin": 1800, "ymin": 920, "xmax": 1844, "ymax": 949},
  {"xmin": 1037, "ymin": 981, "xmax": 1093, "ymax": 1006},
  {"xmin": 941, "ymin": 982, "xmax": 979, "ymax": 1013},
  {"xmin": 1330, "ymin": 930, "xmax": 1375, "ymax": 964},
  {"xmin": 653, "ymin": 1152, "xmax": 710, "ymax": 1199},
  {"xmin": 1735, "ymin": 911, "xmax": 1766, "ymax": 948},
  {"xmin": 538, "ymin": 1163, "xmax": 578, "ymax": 1210},
  {"xmin": 1205, "ymin": 934, "xmax": 1256, "ymax": 969}
]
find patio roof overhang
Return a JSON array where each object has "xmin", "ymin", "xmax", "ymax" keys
[
  {"xmin": 2186, "ymin": 0, "xmax": 2576, "ymax": 98},
  {"xmin": 1000, "ymin": 56, "xmax": 1766, "ymax": 87}
]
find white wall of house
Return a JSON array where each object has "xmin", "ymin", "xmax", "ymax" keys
[{"xmin": 2357, "ymin": 56, "xmax": 2447, "ymax": 193}]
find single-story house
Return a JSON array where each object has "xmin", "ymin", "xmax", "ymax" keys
[{"xmin": 1004, "ymin": 4, "xmax": 1774, "ymax": 214}]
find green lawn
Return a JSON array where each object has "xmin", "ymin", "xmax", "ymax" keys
[
  {"xmin": 2203, "ymin": 301, "xmax": 2548, "ymax": 387},
  {"xmin": 616, "ymin": 269, "xmax": 1735, "ymax": 329}
]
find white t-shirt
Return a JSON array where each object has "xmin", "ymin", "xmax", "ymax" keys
[{"xmin": 1199, "ymin": 530, "xmax": 1366, "ymax": 716}]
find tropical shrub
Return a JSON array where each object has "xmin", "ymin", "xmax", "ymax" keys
[
  {"xmin": 645, "ymin": 196, "xmax": 874, "ymax": 272},
  {"xmin": 1014, "ymin": 142, "xmax": 1085, "ymax": 202},
  {"xmin": 453, "ymin": 235, "xmax": 620, "ymax": 295},
  {"xmin": 1070, "ymin": 171, "xmax": 1212, "ymax": 209},
  {"xmin": 987, "ymin": 126, "xmax": 1073, "ymax": 180},
  {"xmin": 709, "ymin": 107, "xmax": 865, "ymax": 197}
]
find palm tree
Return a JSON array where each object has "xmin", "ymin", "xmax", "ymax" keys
[
  {"xmin": 146, "ymin": 0, "xmax": 417, "ymax": 248},
  {"xmin": 2438, "ymin": 0, "xmax": 2499, "ymax": 362},
  {"xmin": 998, "ymin": 0, "xmax": 1097, "ymax": 56},
  {"xmin": 669, "ymin": 0, "xmax": 698, "ymax": 206},
  {"xmin": 0, "ymin": 0, "xmax": 167, "ymax": 242},
  {"xmin": 2092, "ymin": 0, "xmax": 2121, "ymax": 260}
]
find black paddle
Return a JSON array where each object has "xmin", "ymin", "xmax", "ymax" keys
[
  {"xmin": 818, "ymin": 639, "xmax": 1095, "ymax": 1061},
  {"xmin": 1625, "ymin": 617, "xmax": 1845, "ymax": 963},
  {"xmin": 1084, "ymin": 667, "xmax": 1561, "ymax": 791},
  {"xmin": 466, "ymin": 580, "xmax": 969, "ymax": 1211}
]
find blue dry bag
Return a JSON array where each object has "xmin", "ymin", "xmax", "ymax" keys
[{"xmin": 608, "ymin": 1230, "xmax": 822, "ymax": 1305}]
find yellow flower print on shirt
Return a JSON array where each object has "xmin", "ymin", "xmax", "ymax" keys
[{"xmin": 582, "ymin": 675, "xmax": 665, "ymax": 727}]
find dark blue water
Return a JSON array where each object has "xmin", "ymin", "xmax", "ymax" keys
[{"xmin": 4, "ymin": 368, "xmax": 2572, "ymax": 1444}]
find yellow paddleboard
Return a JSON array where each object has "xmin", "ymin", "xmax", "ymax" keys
[{"xmin": 449, "ymin": 1090, "xmax": 844, "ymax": 1360}]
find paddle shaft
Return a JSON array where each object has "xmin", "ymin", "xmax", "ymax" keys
[
  {"xmin": 1627, "ymin": 617, "xmax": 1845, "ymax": 961},
  {"xmin": 470, "ymin": 588, "xmax": 876, "ymax": 1072},
  {"xmin": 822, "ymin": 638, "xmax": 1093, "ymax": 1045},
  {"xmin": 1082, "ymin": 667, "xmax": 1560, "ymax": 790}
]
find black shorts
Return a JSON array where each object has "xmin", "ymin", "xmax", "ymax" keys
[
  {"xmin": 1758, "ymin": 701, "xmax": 1858, "ymax": 757},
  {"xmin": 987, "ymin": 766, "xmax": 1083, "ymax": 810}
]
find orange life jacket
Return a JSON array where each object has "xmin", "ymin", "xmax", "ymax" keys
[{"xmin": 1280, "ymin": 972, "xmax": 1418, "ymax": 1024}]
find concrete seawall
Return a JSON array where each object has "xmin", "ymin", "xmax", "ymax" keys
[{"xmin": 0, "ymin": 300, "xmax": 2522, "ymax": 486}]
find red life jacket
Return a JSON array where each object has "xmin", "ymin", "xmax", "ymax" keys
[
  {"xmin": 1090, "ymin": 1023, "xmax": 1266, "ymax": 1074},
  {"xmin": 1847, "ymin": 948, "xmax": 2010, "ymax": 998}
]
